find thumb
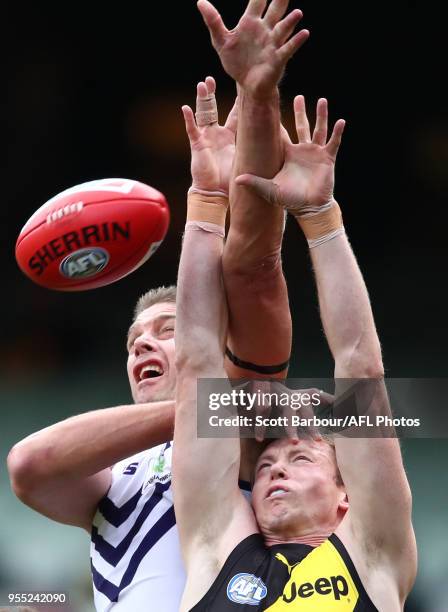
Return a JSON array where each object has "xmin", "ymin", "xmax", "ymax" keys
[{"xmin": 235, "ymin": 174, "xmax": 280, "ymax": 206}]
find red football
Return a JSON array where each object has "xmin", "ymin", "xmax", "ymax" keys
[{"xmin": 15, "ymin": 178, "xmax": 170, "ymax": 291}]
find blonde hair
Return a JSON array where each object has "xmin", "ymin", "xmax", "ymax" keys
[
  {"xmin": 320, "ymin": 434, "xmax": 344, "ymax": 487},
  {"xmin": 133, "ymin": 285, "xmax": 177, "ymax": 321}
]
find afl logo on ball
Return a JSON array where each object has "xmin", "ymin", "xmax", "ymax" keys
[
  {"xmin": 59, "ymin": 247, "xmax": 109, "ymax": 279},
  {"xmin": 227, "ymin": 573, "xmax": 267, "ymax": 606}
]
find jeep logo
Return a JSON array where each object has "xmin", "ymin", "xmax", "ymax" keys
[
  {"xmin": 283, "ymin": 575, "xmax": 349, "ymax": 602},
  {"xmin": 59, "ymin": 247, "xmax": 109, "ymax": 279}
]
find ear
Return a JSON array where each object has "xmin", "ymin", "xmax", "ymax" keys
[{"xmin": 338, "ymin": 490, "xmax": 349, "ymax": 513}]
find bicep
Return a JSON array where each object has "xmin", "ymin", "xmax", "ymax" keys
[
  {"xmin": 337, "ymin": 440, "xmax": 417, "ymax": 603},
  {"xmin": 17, "ymin": 468, "xmax": 112, "ymax": 532},
  {"xmin": 334, "ymin": 380, "xmax": 413, "ymax": 557},
  {"xmin": 173, "ymin": 375, "xmax": 242, "ymax": 556},
  {"xmin": 337, "ymin": 437, "xmax": 413, "ymax": 559}
]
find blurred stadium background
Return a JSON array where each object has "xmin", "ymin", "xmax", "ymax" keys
[{"xmin": 2, "ymin": 1, "xmax": 447, "ymax": 610}]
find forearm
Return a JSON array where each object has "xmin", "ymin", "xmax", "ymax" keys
[
  {"xmin": 309, "ymin": 231, "xmax": 383, "ymax": 378},
  {"xmin": 226, "ymin": 88, "xmax": 284, "ymax": 267},
  {"xmin": 8, "ymin": 401, "xmax": 174, "ymax": 485},
  {"xmin": 310, "ymin": 230, "xmax": 412, "ymax": 548},
  {"xmin": 223, "ymin": 88, "xmax": 291, "ymax": 369},
  {"xmin": 234, "ymin": 86, "xmax": 282, "ymax": 177},
  {"xmin": 175, "ymin": 200, "xmax": 229, "ymax": 473},
  {"xmin": 174, "ymin": 202, "xmax": 243, "ymax": 551},
  {"xmin": 176, "ymin": 225, "xmax": 227, "ymax": 372}
]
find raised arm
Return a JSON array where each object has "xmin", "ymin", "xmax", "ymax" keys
[
  {"xmin": 237, "ymin": 95, "xmax": 416, "ymax": 602},
  {"xmin": 7, "ymin": 400, "xmax": 174, "ymax": 531},
  {"xmin": 198, "ymin": 0, "xmax": 309, "ymax": 377},
  {"xmin": 173, "ymin": 81, "xmax": 258, "ymax": 611},
  {"xmin": 308, "ymin": 224, "xmax": 416, "ymax": 602}
]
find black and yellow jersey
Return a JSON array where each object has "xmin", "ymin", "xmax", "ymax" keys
[{"xmin": 190, "ymin": 533, "xmax": 377, "ymax": 610}]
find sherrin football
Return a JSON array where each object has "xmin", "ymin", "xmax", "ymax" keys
[{"xmin": 15, "ymin": 178, "xmax": 170, "ymax": 291}]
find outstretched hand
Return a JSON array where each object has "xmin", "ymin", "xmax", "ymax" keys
[
  {"xmin": 235, "ymin": 96, "xmax": 345, "ymax": 214},
  {"xmin": 182, "ymin": 76, "xmax": 237, "ymax": 195},
  {"xmin": 197, "ymin": 0, "xmax": 309, "ymax": 97}
]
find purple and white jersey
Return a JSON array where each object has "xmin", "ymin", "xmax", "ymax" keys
[{"xmin": 90, "ymin": 442, "xmax": 185, "ymax": 611}]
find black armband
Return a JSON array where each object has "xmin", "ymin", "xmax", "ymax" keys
[{"xmin": 225, "ymin": 347, "xmax": 290, "ymax": 375}]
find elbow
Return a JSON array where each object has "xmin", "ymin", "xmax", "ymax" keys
[
  {"xmin": 175, "ymin": 351, "xmax": 224, "ymax": 379},
  {"xmin": 7, "ymin": 441, "xmax": 50, "ymax": 502},
  {"xmin": 7, "ymin": 444, "xmax": 36, "ymax": 501},
  {"xmin": 175, "ymin": 329, "xmax": 225, "ymax": 377},
  {"xmin": 175, "ymin": 336, "xmax": 226, "ymax": 379},
  {"xmin": 335, "ymin": 349, "xmax": 385, "ymax": 380}
]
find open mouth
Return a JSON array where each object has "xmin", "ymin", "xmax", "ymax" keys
[
  {"xmin": 267, "ymin": 487, "xmax": 288, "ymax": 499},
  {"xmin": 136, "ymin": 362, "xmax": 165, "ymax": 383}
]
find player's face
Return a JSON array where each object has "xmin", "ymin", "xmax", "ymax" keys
[
  {"xmin": 251, "ymin": 439, "xmax": 347, "ymax": 538},
  {"xmin": 126, "ymin": 302, "xmax": 177, "ymax": 403}
]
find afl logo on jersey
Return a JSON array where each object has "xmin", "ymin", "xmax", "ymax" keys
[{"xmin": 227, "ymin": 573, "xmax": 267, "ymax": 605}]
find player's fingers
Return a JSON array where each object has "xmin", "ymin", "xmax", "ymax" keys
[
  {"xmin": 197, "ymin": 0, "xmax": 228, "ymax": 48},
  {"xmin": 306, "ymin": 388, "xmax": 329, "ymax": 440},
  {"xmin": 182, "ymin": 105, "xmax": 200, "ymax": 142},
  {"xmin": 294, "ymin": 95, "xmax": 311, "ymax": 143},
  {"xmin": 326, "ymin": 118, "xmax": 346, "ymax": 158},
  {"xmin": 244, "ymin": 0, "xmax": 268, "ymax": 19},
  {"xmin": 253, "ymin": 380, "xmax": 273, "ymax": 442},
  {"xmin": 235, "ymin": 174, "xmax": 281, "ymax": 207},
  {"xmin": 312, "ymin": 98, "xmax": 328, "ymax": 145},
  {"xmin": 196, "ymin": 81, "xmax": 208, "ymax": 100},
  {"xmin": 196, "ymin": 81, "xmax": 218, "ymax": 127},
  {"xmin": 254, "ymin": 407, "xmax": 269, "ymax": 442},
  {"xmin": 299, "ymin": 402, "xmax": 321, "ymax": 440},
  {"xmin": 205, "ymin": 75, "xmax": 216, "ymax": 96},
  {"xmin": 286, "ymin": 425, "xmax": 299, "ymax": 440},
  {"xmin": 273, "ymin": 9, "xmax": 302, "ymax": 46},
  {"xmin": 285, "ymin": 407, "xmax": 299, "ymax": 440},
  {"xmin": 318, "ymin": 390, "xmax": 335, "ymax": 407},
  {"xmin": 264, "ymin": 0, "xmax": 289, "ymax": 28},
  {"xmin": 277, "ymin": 29, "xmax": 309, "ymax": 64},
  {"xmin": 224, "ymin": 97, "xmax": 238, "ymax": 132},
  {"xmin": 269, "ymin": 381, "xmax": 297, "ymax": 440}
]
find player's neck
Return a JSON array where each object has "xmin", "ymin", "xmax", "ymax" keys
[
  {"xmin": 263, "ymin": 512, "xmax": 344, "ymax": 548},
  {"xmin": 265, "ymin": 532, "xmax": 332, "ymax": 548}
]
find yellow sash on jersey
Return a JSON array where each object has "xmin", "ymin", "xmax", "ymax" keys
[{"xmin": 265, "ymin": 539, "xmax": 359, "ymax": 610}]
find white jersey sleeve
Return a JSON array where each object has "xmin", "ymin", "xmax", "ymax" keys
[{"xmin": 90, "ymin": 442, "xmax": 185, "ymax": 611}]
